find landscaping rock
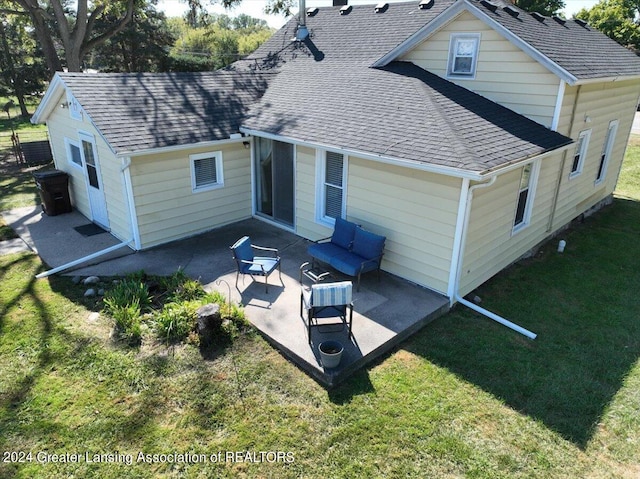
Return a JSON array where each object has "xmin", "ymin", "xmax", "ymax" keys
[
  {"xmin": 196, "ymin": 303, "xmax": 222, "ymax": 347},
  {"xmin": 87, "ymin": 312, "xmax": 100, "ymax": 322},
  {"xmin": 83, "ymin": 276, "xmax": 100, "ymax": 285},
  {"xmin": 72, "ymin": 276, "xmax": 82, "ymax": 284},
  {"xmin": 84, "ymin": 288, "xmax": 96, "ymax": 297}
]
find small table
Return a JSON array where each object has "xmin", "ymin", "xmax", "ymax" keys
[{"xmin": 300, "ymin": 262, "xmax": 332, "ymax": 285}]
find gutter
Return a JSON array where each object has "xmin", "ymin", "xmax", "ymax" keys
[
  {"xmin": 35, "ymin": 239, "xmax": 133, "ymax": 279},
  {"xmin": 450, "ymin": 175, "xmax": 538, "ymax": 340}
]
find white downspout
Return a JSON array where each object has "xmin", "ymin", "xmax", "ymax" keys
[
  {"xmin": 35, "ymin": 239, "xmax": 132, "ymax": 278},
  {"xmin": 120, "ymin": 157, "xmax": 142, "ymax": 250},
  {"xmin": 451, "ymin": 175, "xmax": 538, "ymax": 340}
]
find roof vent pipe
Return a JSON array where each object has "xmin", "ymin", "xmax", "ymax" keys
[{"xmin": 295, "ymin": 0, "xmax": 309, "ymax": 40}]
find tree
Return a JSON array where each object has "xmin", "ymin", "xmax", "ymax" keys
[
  {"xmin": 0, "ymin": 4, "xmax": 46, "ymax": 116},
  {"xmin": 576, "ymin": 0, "xmax": 640, "ymax": 53},
  {"xmin": 513, "ymin": 0, "xmax": 565, "ymax": 16},
  {"xmin": 90, "ymin": 1, "xmax": 175, "ymax": 72},
  {"xmin": 168, "ymin": 13, "xmax": 273, "ymax": 71},
  {"xmin": 6, "ymin": 0, "xmax": 135, "ymax": 74}
]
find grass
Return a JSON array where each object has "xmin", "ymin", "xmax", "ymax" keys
[{"xmin": 0, "ymin": 136, "xmax": 639, "ymax": 477}]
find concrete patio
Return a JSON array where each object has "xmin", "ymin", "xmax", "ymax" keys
[{"xmin": 2, "ymin": 206, "xmax": 450, "ymax": 387}]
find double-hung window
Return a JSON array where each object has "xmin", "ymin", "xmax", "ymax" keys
[
  {"xmin": 513, "ymin": 161, "xmax": 540, "ymax": 232},
  {"xmin": 447, "ymin": 33, "xmax": 481, "ymax": 79},
  {"xmin": 596, "ymin": 120, "xmax": 618, "ymax": 184},
  {"xmin": 570, "ymin": 129, "xmax": 591, "ymax": 179},
  {"xmin": 190, "ymin": 151, "xmax": 224, "ymax": 192},
  {"xmin": 317, "ymin": 150, "xmax": 347, "ymax": 225}
]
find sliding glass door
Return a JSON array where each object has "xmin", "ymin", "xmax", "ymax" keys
[{"xmin": 255, "ymin": 138, "xmax": 294, "ymax": 227}]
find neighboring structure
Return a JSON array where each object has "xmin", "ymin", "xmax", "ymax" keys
[{"xmin": 32, "ymin": 0, "xmax": 640, "ymax": 307}]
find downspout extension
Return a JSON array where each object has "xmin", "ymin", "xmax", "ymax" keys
[
  {"xmin": 452, "ymin": 175, "xmax": 538, "ymax": 340},
  {"xmin": 35, "ymin": 239, "xmax": 133, "ymax": 279}
]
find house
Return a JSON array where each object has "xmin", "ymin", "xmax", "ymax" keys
[{"xmin": 32, "ymin": 0, "xmax": 640, "ymax": 310}]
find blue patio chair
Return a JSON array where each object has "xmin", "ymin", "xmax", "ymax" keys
[
  {"xmin": 301, "ymin": 281, "xmax": 353, "ymax": 344},
  {"xmin": 230, "ymin": 236, "xmax": 282, "ymax": 293}
]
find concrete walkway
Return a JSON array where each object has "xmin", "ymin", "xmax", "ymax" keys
[
  {"xmin": 633, "ymin": 112, "xmax": 640, "ymax": 135},
  {"xmin": 1, "ymin": 206, "xmax": 449, "ymax": 387}
]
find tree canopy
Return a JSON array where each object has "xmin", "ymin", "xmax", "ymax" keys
[
  {"xmin": 576, "ymin": 0, "xmax": 640, "ymax": 53},
  {"xmin": 513, "ymin": 0, "xmax": 565, "ymax": 16}
]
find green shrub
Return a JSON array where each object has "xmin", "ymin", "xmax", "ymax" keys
[
  {"xmin": 173, "ymin": 278, "xmax": 206, "ymax": 302},
  {"xmin": 154, "ymin": 301, "xmax": 198, "ymax": 343},
  {"xmin": 108, "ymin": 299, "xmax": 142, "ymax": 346},
  {"xmin": 103, "ymin": 279, "xmax": 152, "ymax": 314}
]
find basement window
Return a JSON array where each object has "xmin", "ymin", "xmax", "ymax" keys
[
  {"xmin": 191, "ymin": 151, "xmax": 224, "ymax": 192},
  {"xmin": 447, "ymin": 33, "xmax": 481, "ymax": 79}
]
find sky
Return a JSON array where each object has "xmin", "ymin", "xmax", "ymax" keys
[{"xmin": 157, "ymin": 0, "xmax": 602, "ymax": 29}]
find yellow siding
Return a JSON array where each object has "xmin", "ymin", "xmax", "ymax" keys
[
  {"xmin": 552, "ymin": 79, "xmax": 640, "ymax": 230},
  {"xmin": 130, "ymin": 143, "xmax": 251, "ymax": 248},
  {"xmin": 295, "ymin": 146, "xmax": 334, "ymax": 241},
  {"xmin": 45, "ymin": 90, "xmax": 131, "ymax": 243},
  {"xmin": 460, "ymin": 80, "xmax": 640, "ymax": 296},
  {"xmin": 295, "ymin": 148, "xmax": 461, "ymax": 294},
  {"xmin": 460, "ymin": 151, "xmax": 564, "ymax": 295},
  {"xmin": 400, "ymin": 11, "xmax": 559, "ymax": 127}
]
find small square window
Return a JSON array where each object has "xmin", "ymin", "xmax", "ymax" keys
[
  {"xmin": 64, "ymin": 137, "xmax": 83, "ymax": 168},
  {"xmin": 190, "ymin": 151, "xmax": 224, "ymax": 192},
  {"xmin": 448, "ymin": 34, "xmax": 480, "ymax": 78}
]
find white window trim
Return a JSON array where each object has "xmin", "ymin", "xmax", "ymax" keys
[
  {"xmin": 64, "ymin": 137, "xmax": 83, "ymax": 169},
  {"xmin": 315, "ymin": 149, "xmax": 347, "ymax": 227},
  {"xmin": 512, "ymin": 160, "xmax": 541, "ymax": 234},
  {"xmin": 447, "ymin": 33, "xmax": 481, "ymax": 80},
  {"xmin": 569, "ymin": 129, "xmax": 591, "ymax": 180},
  {"xmin": 190, "ymin": 151, "xmax": 224, "ymax": 193},
  {"xmin": 595, "ymin": 120, "xmax": 618, "ymax": 185}
]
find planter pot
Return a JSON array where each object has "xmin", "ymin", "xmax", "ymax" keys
[{"xmin": 319, "ymin": 340, "xmax": 343, "ymax": 368}]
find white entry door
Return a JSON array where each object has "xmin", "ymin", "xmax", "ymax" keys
[{"xmin": 79, "ymin": 132, "xmax": 109, "ymax": 228}]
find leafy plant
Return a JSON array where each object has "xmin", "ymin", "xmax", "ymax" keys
[
  {"xmin": 103, "ymin": 279, "xmax": 152, "ymax": 314},
  {"xmin": 154, "ymin": 301, "xmax": 198, "ymax": 344},
  {"xmin": 108, "ymin": 298, "xmax": 142, "ymax": 346}
]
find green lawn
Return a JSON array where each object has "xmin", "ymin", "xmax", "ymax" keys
[{"xmin": 1, "ymin": 139, "xmax": 639, "ymax": 477}]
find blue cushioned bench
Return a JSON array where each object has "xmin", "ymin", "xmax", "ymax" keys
[{"xmin": 307, "ymin": 217, "xmax": 386, "ymax": 291}]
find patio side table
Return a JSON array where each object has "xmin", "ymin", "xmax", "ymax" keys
[{"xmin": 299, "ymin": 262, "xmax": 332, "ymax": 285}]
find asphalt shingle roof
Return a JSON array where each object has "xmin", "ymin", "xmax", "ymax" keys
[
  {"xmin": 59, "ymin": 69, "xmax": 272, "ymax": 155},
  {"xmin": 468, "ymin": 0, "xmax": 640, "ymax": 80},
  {"xmin": 243, "ymin": 60, "xmax": 572, "ymax": 173},
  {"xmin": 53, "ymin": 0, "xmax": 640, "ymax": 171}
]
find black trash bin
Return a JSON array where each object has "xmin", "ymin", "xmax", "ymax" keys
[{"xmin": 33, "ymin": 169, "xmax": 72, "ymax": 216}]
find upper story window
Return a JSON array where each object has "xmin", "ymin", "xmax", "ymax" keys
[
  {"xmin": 595, "ymin": 120, "xmax": 618, "ymax": 185},
  {"xmin": 447, "ymin": 33, "xmax": 481, "ymax": 79},
  {"xmin": 190, "ymin": 151, "xmax": 224, "ymax": 192},
  {"xmin": 66, "ymin": 91, "xmax": 83, "ymax": 121},
  {"xmin": 570, "ymin": 129, "xmax": 591, "ymax": 179}
]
